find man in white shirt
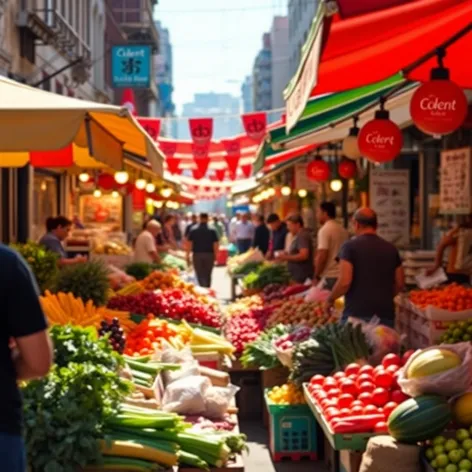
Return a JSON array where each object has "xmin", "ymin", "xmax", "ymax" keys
[
  {"xmin": 314, "ymin": 202, "xmax": 349, "ymax": 289},
  {"xmin": 234, "ymin": 212, "xmax": 255, "ymax": 254},
  {"xmin": 134, "ymin": 220, "xmax": 162, "ymax": 264},
  {"xmin": 229, "ymin": 212, "xmax": 241, "ymax": 243}
]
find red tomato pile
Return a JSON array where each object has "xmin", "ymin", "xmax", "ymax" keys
[{"xmin": 306, "ymin": 350, "xmax": 414, "ymax": 434}]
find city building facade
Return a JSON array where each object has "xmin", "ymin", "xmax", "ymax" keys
[
  {"xmin": 288, "ymin": 0, "xmax": 318, "ymax": 76},
  {"xmin": 252, "ymin": 33, "xmax": 272, "ymax": 113},
  {"xmin": 241, "ymin": 75, "xmax": 253, "ymax": 113},
  {"xmin": 154, "ymin": 20, "xmax": 176, "ymax": 138},
  {"xmin": 270, "ymin": 16, "xmax": 289, "ymax": 111}
]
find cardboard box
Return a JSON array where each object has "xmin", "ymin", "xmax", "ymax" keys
[{"xmin": 339, "ymin": 450, "xmax": 364, "ymax": 472}]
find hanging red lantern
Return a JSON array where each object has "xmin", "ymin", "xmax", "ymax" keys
[
  {"xmin": 306, "ymin": 158, "xmax": 330, "ymax": 182},
  {"xmin": 358, "ymin": 108, "xmax": 403, "ymax": 163},
  {"xmin": 97, "ymin": 173, "xmax": 116, "ymax": 190},
  {"xmin": 410, "ymin": 62, "xmax": 468, "ymax": 136},
  {"xmin": 338, "ymin": 159, "xmax": 357, "ymax": 179}
]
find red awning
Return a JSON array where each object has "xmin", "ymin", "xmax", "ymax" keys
[{"xmin": 311, "ymin": 0, "xmax": 472, "ymax": 98}]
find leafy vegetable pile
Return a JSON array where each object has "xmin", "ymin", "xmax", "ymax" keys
[
  {"xmin": 11, "ymin": 241, "xmax": 59, "ymax": 293},
  {"xmin": 290, "ymin": 322, "xmax": 371, "ymax": 386},
  {"xmin": 23, "ymin": 325, "xmax": 131, "ymax": 472},
  {"xmin": 232, "ymin": 260, "xmax": 263, "ymax": 276},
  {"xmin": 243, "ymin": 263, "xmax": 291, "ymax": 291},
  {"xmin": 240, "ymin": 324, "xmax": 291, "ymax": 369}
]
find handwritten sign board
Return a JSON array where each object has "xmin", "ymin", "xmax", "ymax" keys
[
  {"xmin": 370, "ymin": 169, "xmax": 410, "ymax": 246},
  {"xmin": 440, "ymin": 147, "xmax": 472, "ymax": 214},
  {"xmin": 294, "ymin": 163, "xmax": 318, "ymax": 191}
]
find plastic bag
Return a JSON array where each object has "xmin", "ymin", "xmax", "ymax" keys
[
  {"xmin": 161, "ymin": 346, "xmax": 194, "ymax": 364},
  {"xmin": 398, "ymin": 343, "xmax": 472, "ymax": 398},
  {"xmin": 350, "ymin": 316, "xmax": 401, "ymax": 365},
  {"xmin": 272, "ymin": 326, "xmax": 312, "ymax": 369},
  {"xmin": 164, "ymin": 360, "xmax": 200, "ymax": 386},
  {"xmin": 304, "ymin": 285, "xmax": 330, "ymax": 303},
  {"xmin": 162, "ymin": 375, "xmax": 211, "ymax": 415},
  {"xmin": 204, "ymin": 384, "xmax": 239, "ymax": 419}
]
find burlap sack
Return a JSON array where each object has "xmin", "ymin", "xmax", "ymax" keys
[{"xmin": 359, "ymin": 436, "xmax": 420, "ymax": 472}]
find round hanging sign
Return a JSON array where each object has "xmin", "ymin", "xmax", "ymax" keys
[
  {"xmin": 410, "ymin": 79, "xmax": 468, "ymax": 136},
  {"xmin": 338, "ymin": 159, "xmax": 357, "ymax": 180},
  {"xmin": 358, "ymin": 111, "xmax": 403, "ymax": 163},
  {"xmin": 306, "ymin": 160, "xmax": 330, "ymax": 182}
]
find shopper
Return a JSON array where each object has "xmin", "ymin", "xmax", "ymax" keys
[
  {"xmin": 266, "ymin": 213, "xmax": 288, "ymax": 259},
  {"xmin": 229, "ymin": 212, "xmax": 241, "ymax": 243},
  {"xmin": 276, "ymin": 214, "xmax": 314, "ymax": 283},
  {"xmin": 211, "ymin": 215, "xmax": 225, "ymax": 241},
  {"xmin": 426, "ymin": 214, "xmax": 472, "ymax": 284},
  {"xmin": 39, "ymin": 216, "xmax": 86, "ymax": 266},
  {"xmin": 234, "ymin": 212, "xmax": 255, "ymax": 254},
  {"xmin": 162, "ymin": 214, "xmax": 178, "ymax": 250},
  {"xmin": 252, "ymin": 214, "xmax": 270, "ymax": 255},
  {"xmin": 313, "ymin": 202, "xmax": 349, "ymax": 289},
  {"xmin": 186, "ymin": 213, "xmax": 219, "ymax": 288},
  {"xmin": 184, "ymin": 214, "xmax": 198, "ymax": 240},
  {"xmin": 1, "ymin": 245, "xmax": 52, "ymax": 471},
  {"xmin": 326, "ymin": 208, "xmax": 404, "ymax": 328},
  {"xmin": 134, "ymin": 220, "xmax": 162, "ymax": 264}
]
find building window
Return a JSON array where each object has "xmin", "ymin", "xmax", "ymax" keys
[{"xmin": 55, "ymin": 79, "xmax": 63, "ymax": 95}]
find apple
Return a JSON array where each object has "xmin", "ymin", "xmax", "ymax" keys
[
  {"xmin": 445, "ymin": 439, "xmax": 459, "ymax": 452},
  {"xmin": 449, "ymin": 449, "xmax": 462, "ymax": 464},
  {"xmin": 436, "ymin": 454, "xmax": 450, "ymax": 468},
  {"xmin": 457, "ymin": 429, "xmax": 471, "ymax": 442},
  {"xmin": 460, "ymin": 458, "xmax": 472, "ymax": 471},
  {"xmin": 463, "ymin": 439, "xmax": 472, "ymax": 451},
  {"xmin": 444, "ymin": 465, "xmax": 458, "ymax": 472}
]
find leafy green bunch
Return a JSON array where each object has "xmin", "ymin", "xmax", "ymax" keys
[
  {"xmin": 22, "ymin": 325, "xmax": 131, "ymax": 472},
  {"xmin": 10, "ymin": 241, "xmax": 59, "ymax": 293}
]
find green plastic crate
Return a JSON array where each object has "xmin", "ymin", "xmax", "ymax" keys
[{"xmin": 265, "ymin": 391, "xmax": 318, "ymax": 461}]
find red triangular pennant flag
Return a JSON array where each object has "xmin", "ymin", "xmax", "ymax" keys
[
  {"xmin": 192, "ymin": 143, "xmax": 209, "ymax": 159},
  {"xmin": 166, "ymin": 158, "xmax": 181, "ymax": 175},
  {"xmin": 241, "ymin": 164, "xmax": 252, "ymax": 178},
  {"xmin": 228, "ymin": 169, "xmax": 237, "ymax": 181},
  {"xmin": 242, "ymin": 112, "xmax": 267, "ymax": 142},
  {"xmin": 194, "ymin": 157, "xmax": 210, "ymax": 176},
  {"xmin": 189, "ymin": 118, "xmax": 213, "ymax": 147},
  {"xmin": 30, "ymin": 144, "xmax": 74, "ymax": 168},
  {"xmin": 159, "ymin": 141, "xmax": 177, "ymax": 157},
  {"xmin": 215, "ymin": 169, "xmax": 226, "ymax": 181},
  {"xmin": 221, "ymin": 139, "xmax": 241, "ymax": 157},
  {"xmin": 138, "ymin": 117, "xmax": 161, "ymax": 141},
  {"xmin": 225, "ymin": 155, "xmax": 240, "ymax": 175}
]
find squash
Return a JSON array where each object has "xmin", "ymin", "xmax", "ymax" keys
[
  {"xmin": 453, "ymin": 392, "xmax": 472, "ymax": 426},
  {"xmin": 406, "ymin": 348, "xmax": 460, "ymax": 378}
]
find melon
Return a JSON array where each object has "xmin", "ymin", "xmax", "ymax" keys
[
  {"xmin": 453, "ymin": 392, "xmax": 472, "ymax": 426},
  {"xmin": 406, "ymin": 348, "xmax": 461, "ymax": 379},
  {"xmin": 388, "ymin": 395, "xmax": 451, "ymax": 443}
]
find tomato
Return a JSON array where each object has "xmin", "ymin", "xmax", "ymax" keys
[
  {"xmin": 333, "ymin": 372, "xmax": 346, "ymax": 381},
  {"xmin": 386, "ymin": 365, "xmax": 399, "ymax": 374},
  {"xmin": 374, "ymin": 421, "xmax": 389, "ymax": 433},
  {"xmin": 327, "ymin": 388, "xmax": 341, "ymax": 399},
  {"xmin": 359, "ymin": 381, "xmax": 376, "ymax": 394},
  {"xmin": 358, "ymin": 392, "xmax": 373, "ymax": 406},
  {"xmin": 373, "ymin": 365, "xmax": 385, "ymax": 374},
  {"xmin": 356, "ymin": 373, "xmax": 373, "ymax": 387},
  {"xmin": 323, "ymin": 377, "xmax": 338, "ymax": 391},
  {"xmin": 350, "ymin": 405, "xmax": 364, "ymax": 415},
  {"xmin": 344, "ymin": 363, "xmax": 361, "ymax": 376},
  {"xmin": 348, "ymin": 374, "xmax": 358, "ymax": 381},
  {"xmin": 401, "ymin": 349, "xmax": 415, "ymax": 366},
  {"xmin": 351, "ymin": 400, "xmax": 364, "ymax": 408},
  {"xmin": 390, "ymin": 389, "xmax": 408, "ymax": 404},
  {"xmin": 337, "ymin": 393, "xmax": 354, "ymax": 409},
  {"xmin": 359, "ymin": 365, "xmax": 375, "ymax": 376},
  {"xmin": 363, "ymin": 404, "xmax": 378, "ymax": 414},
  {"xmin": 382, "ymin": 353, "xmax": 401, "ymax": 369},
  {"xmin": 339, "ymin": 379, "xmax": 358, "ymax": 397},
  {"xmin": 339, "ymin": 408, "xmax": 351, "ymax": 417},
  {"xmin": 310, "ymin": 374, "xmax": 325, "ymax": 386},
  {"xmin": 372, "ymin": 388, "xmax": 390, "ymax": 407},
  {"xmin": 314, "ymin": 390, "xmax": 328, "ymax": 401},
  {"xmin": 383, "ymin": 401, "xmax": 398, "ymax": 418},
  {"xmin": 373, "ymin": 371, "xmax": 394, "ymax": 390},
  {"xmin": 324, "ymin": 407, "xmax": 340, "ymax": 420},
  {"xmin": 320, "ymin": 398, "xmax": 332, "ymax": 409}
]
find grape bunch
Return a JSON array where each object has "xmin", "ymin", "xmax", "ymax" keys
[{"xmin": 99, "ymin": 318, "xmax": 126, "ymax": 354}]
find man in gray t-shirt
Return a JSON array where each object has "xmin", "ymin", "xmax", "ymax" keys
[
  {"xmin": 277, "ymin": 214, "xmax": 314, "ymax": 283},
  {"xmin": 326, "ymin": 208, "xmax": 404, "ymax": 327}
]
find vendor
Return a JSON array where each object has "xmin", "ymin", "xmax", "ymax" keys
[
  {"xmin": 134, "ymin": 220, "xmax": 162, "ymax": 264},
  {"xmin": 39, "ymin": 216, "xmax": 86, "ymax": 266},
  {"xmin": 326, "ymin": 208, "xmax": 404, "ymax": 328},
  {"xmin": 252, "ymin": 214, "xmax": 270, "ymax": 255},
  {"xmin": 162, "ymin": 214, "xmax": 178, "ymax": 250},
  {"xmin": 266, "ymin": 213, "xmax": 288, "ymax": 259},
  {"xmin": 426, "ymin": 214, "xmax": 472, "ymax": 284},
  {"xmin": 276, "ymin": 214, "xmax": 314, "ymax": 283}
]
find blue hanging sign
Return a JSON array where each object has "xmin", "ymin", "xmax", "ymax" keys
[{"xmin": 111, "ymin": 45, "xmax": 151, "ymax": 88}]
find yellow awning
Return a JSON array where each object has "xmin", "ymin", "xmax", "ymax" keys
[{"xmin": 0, "ymin": 76, "xmax": 163, "ymax": 174}]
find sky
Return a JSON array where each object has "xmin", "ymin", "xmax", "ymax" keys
[{"xmin": 154, "ymin": 0, "xmax": 287, "ymax": 114}]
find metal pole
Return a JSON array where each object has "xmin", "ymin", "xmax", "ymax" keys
[{"xmin": 31, "ymin": 57, "xmax": 84, "ymax": 87}]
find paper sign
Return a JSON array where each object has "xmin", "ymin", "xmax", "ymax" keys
[{"xmin": 415, "ymin": 268, "xmax": 448, "ymax": 290}]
